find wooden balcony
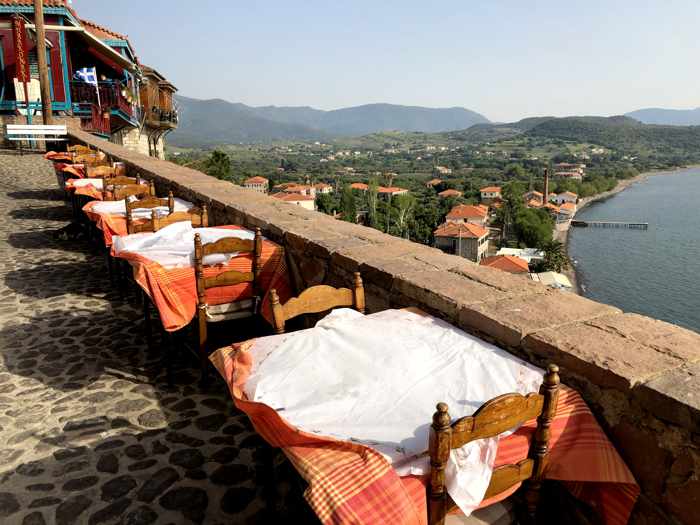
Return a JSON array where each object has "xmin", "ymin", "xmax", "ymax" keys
[
  {"xmin": 144, "ymin": 107, "xmax": 178, "ymax": 130},
  {"xmin": 70, "ymin": 81, "xmax": 135, "ymax": 121}
]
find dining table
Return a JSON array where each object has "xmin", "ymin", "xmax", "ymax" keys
[
  {"xmin": 82, "ymin": 197, "xmax": 193, "ymax": 247},
  {"xmin": 111, "ymin": 222, "xmax": 293, "ymax": 331},
  {"xmin": 210, "ymin": 307, "xmax": 639, "ymax": 525}
]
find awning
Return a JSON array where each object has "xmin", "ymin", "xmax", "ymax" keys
[{"xmin": 72, "ymin": 27, "xmax": 137, "ymax": 73}]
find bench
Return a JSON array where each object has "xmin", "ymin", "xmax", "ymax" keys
[{"xmin": 5, "ymin": 124, "xmax": 68, "ymax": 154}]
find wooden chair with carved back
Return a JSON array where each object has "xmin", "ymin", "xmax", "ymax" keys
[
  {"xmin": 86, "ymin": 165, "xmax": 118, "ymax": 179},
  {"xmin": 125, "ymin": 192, "xmax": 176, "ymax": 234},
  {"xmin": 107, "ymin": 180, "xmax": 155, "ymax": 201},
  {"xmin": 68, "ymin": 144, "xmax": 93, "ymax": 154},
  {"xmin": 428, "ymin": 364, "xmax": 561, "ymax": 525},
  {"xmin": 152, "ymin": 206, "xmax": 209, "ymax": 231},
  {"xmin": 269, "ymin": 272, "xmax": 365, "ymax": 334},
  {"xmin": 193, "ymin": 228, "xmax": 263, "ymax": 382}
]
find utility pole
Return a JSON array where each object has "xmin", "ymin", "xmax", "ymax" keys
[{"xmin": 34, "ymin": 0, "xmax": 53, "ymax": 124}]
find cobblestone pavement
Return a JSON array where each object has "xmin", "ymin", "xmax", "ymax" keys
[{"xmin": 0, "ymin": 152, "xmax": 316, "ymax": 524}]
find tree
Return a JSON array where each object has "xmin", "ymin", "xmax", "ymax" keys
[
  {"xmin": 204, "ymin": 150, "xmax": 232, "ymax": 180},
  {"xmin": 394, "ymin": 194, "xmax": 416, "ymax": 238},
  {"xmin": 514, "ymin": 208, "xmax": 553, "ymax": 248},
  {"xmin": 340, "ymin": 185, "xmax": 357, "ymax": 223},
  {"xmin": 539, "ymin": 240, "xmax": 569, "ymax": 272},
  {"xmin": 316, "ymin": 193, "xmax": 337, "ymax": 215},
  {"xmin": 367, "ymin": 178, "xmax": 379, "ymax": 227}
]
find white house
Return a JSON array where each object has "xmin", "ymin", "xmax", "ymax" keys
[
  {"xmin": 551, "ymin": 191, "xmax": 578, "ymax": 205},
  {"xmin": 243, "ymin": 176, "xmax": 269, "ymax": 194},
  {"xmin": 480, "ymin": 186, "xmax": 502, "ymax": 202}
]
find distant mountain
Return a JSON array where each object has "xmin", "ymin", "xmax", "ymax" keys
[
  {"xmin": 170, "ymin": 96, "xmax": 490, "ymax": 147},
  {"xmin": 625, "ymin": 107, "xmax": 700, "ymax": 126},
  {"xmin": 170, "ymin": 96, "xmax": 323, "ymax": 147}
]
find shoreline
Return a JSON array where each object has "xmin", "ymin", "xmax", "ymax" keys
[{"xmin": 557, "ymin": 165, "xmax": 697, "ymax": 295}]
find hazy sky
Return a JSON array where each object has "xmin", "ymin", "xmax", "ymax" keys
[{"xmin": 72, "ymin": 0, "xmax": 700, "ymax": 122}]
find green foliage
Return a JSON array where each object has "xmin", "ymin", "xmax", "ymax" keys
[
  {"xmin": 340, "ymin": 185, "xmax": 357, "ymax": 223},
  {"xmin": 316, "ymin": 193, "xmax": 338, "ymax": 215},
  {"xmin": 204, "ymin": 150, "xmax": 232, "ymax": 180},
  {"xmin": 539, "ymin": 240, "xmax": 569, "ymax": 272},
  {"xmin": 514, "ymin": 208, "xmax": 553, "ymax": 248}
]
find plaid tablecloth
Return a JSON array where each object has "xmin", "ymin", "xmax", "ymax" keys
[
  {"xmin": 114, "ymin": 225, "xmax": 292, "ymax": 331},
  {"xmin": 210, "ymin": 335, "xmax": 639, "ymax": 525},
  {"xmin": 66, "ymin": 179, "xmax": 104, "ymax": 200},
  {"xmin": 45, "ymin": 151, "xmax": 74, "ymax": 162},
  {"xmin": 82, "ymin": 200, "xmax": 129, "ymax": 246}
]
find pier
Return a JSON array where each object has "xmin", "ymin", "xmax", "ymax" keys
[{"xmin": 571, "ymin": 220, "xmax": 648, "ymax": 230}]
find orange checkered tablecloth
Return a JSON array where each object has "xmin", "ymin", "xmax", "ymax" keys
[
  {"xmin": 82, "ymin": 200, "xmax": 128, "ymax": 247},
  {"xmin": 211, "ymin": 338, "xmax": 639, "ymax": 525},
  {"xmin": 45, "ymin": 151, "xmax": 74, "ymax": 162},
  {"xmin": 65, "ymin": 179, "xmax": 104, "ymax": 200},
  {"xmin": 114, "ymin": 226, "xmax": 292, "ymax": 332}
]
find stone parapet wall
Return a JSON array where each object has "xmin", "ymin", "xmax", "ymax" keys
[{"xmin": 68, "ymin": 128, "xmax": 700, "ymax": 525}]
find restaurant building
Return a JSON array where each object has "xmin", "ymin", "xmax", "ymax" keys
[{"xmin": 0, "ymin": 1, "xmax": 177, "ymax": 158}]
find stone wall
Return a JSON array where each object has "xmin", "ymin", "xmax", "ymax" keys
[{"xmin": 68, "ymin": 127, "xmax": 700, "ymax": 525}]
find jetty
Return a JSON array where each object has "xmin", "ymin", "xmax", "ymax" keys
[{"xmin": 571, "ymin": 220, "xmax": 648, "ymax": 230}]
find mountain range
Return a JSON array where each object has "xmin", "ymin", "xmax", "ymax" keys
[
  {"xmin": 170, "ymin": 96, "xmax": 489, "ymax": 147},
  {"xmin": 169, "ymin": 95, "xmax": 700, "ymax": 148},
  {"xmin": 624, "ymin": 107, "xmax": 700, "ymax": 126}
]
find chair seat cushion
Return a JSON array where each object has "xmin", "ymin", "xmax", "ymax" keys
[{"xmin": 205, "ymin": 298, "xmax": 256, "ymax": 322}]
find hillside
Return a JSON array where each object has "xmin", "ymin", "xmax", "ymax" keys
[
  {"xmin": 527, "ymin": 116, "xmax": 700, "ymax": 155},
  {"xmin": 170, "ymin": 96, "xmax": 489, "ymax": 146},
  {"xmin": 625, "ymin": 107, "xmax": 700, "ymax": 126}
]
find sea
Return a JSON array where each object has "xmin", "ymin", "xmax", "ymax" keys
[{"xmin": 568, "ymin": 167, "xmax": 700, "ymax": 334}]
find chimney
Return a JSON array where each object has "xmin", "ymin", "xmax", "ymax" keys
[{"xmin": 543, "ymin": 168, "xmax": 549, "ymax": 205}]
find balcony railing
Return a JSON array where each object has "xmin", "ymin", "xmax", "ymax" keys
[
  {"xmin": 146, "ymin": 107, "xmax": 178, "ymax": 127},
  {"xmin": 70, "ymin": 81, "xmax": 134, "ymax": 119},
  {"xmin": 79, "ymin": 103, "xmax": 111, "ymax": 136}
]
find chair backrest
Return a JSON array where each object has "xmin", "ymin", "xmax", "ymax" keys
[
  {"xmin": 87, "ymin": 165, "xmax": 117, "ymax": 179},
  {"xmin": 125, "ymin": 192, "xmax": 176, "ymax": 233},
  {"xmin": 74, "ymin": 151, "xmax": 107, "ymax": 166},
  {"xmin": 106, "ymin": 180, "xmax": 155, "ymax": 201},
  {"xmin": 428, "ymin": 364, "xmax": 561, "ymax": 525},
  {"xmin": 102, "ymin": 176, "xmax": 140, "ymax": 201},
  {"xmin": 194, "ymin": 228, "xmax": 263, "ymax": 305},
  {"xmin": 68, "ymin": 144, "xmax": 92, "ymax": 154},
  {"xmin": 269, "ymin": 272, "xmax": 365, "ymax": 334},
  {"xmin": 129, "ymin": 205, "xmax": 208, "ymax": 234},
  {"xmin": 152, "ymin": 206, "xmax": 208, "ymax": 231}
]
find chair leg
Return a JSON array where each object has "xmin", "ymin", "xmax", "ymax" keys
[
  {"xmin": 198, "ymin": 312, "xmax": 209, "ymax": 387},
  {"xmin": 163, "ymin": 329, "xmax": 174, "ymax": 387},
  {"xmin": 143, "ymin": 290, "xmax": 153, "ymax": 349}
]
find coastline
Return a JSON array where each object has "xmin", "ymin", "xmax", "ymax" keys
[{"xmin": 556, "ymin": 166, "xmax": 693, "ymax": 295}]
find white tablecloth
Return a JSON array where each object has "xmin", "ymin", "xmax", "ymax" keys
[
  {"xmin": 112, "ymin": 221, "xmax": 255, "ymax": 268},
  {"xmin": 244, "ymin": 308, "xmax": 544, "ymax": 515},
  {"xmin": 71, "ymin": 178, "xmax": 103, "ymax": 189}
]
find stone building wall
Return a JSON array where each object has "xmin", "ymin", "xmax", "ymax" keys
[
  {"xmin": 110, "ymin": 125, "xmax": 166, "ymax": 159},
  {"xmin": 67, "ymin": 127, "xmax": 700, "ymax": 525}
]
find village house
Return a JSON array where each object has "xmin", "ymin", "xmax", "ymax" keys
[
  {"xmin": 271, "ymin": 191, "xmax": 316, "ymax": 211},
  {"xmin": 480, "ymin": 254, "xmax": 530, "ymax": 274},
  {"xmin": 435, "ymin": 166, "xmax": 452, "ymax": 175},
  {"xmin": 243, "ymin": 176, "xmax": 269, "ymax": 194},
  {"xmin": 378, "ymin": 186, "xmax": 408, "ymax": 196},
  {"xmin": 551, "ymin": 191, "xmax": 579, "ymax": 205},
  {"xmin": 433, "ymin": 222, "xmax": 489, "ymax": 262},
  {"xmin": 553, "ymin": 163, "xmax": 586, "ymax": 180},
  {"xmin": 426, "ymin": 178, "xmax": 442, "ymax": 188},
  {"xmin": 446, "ymin": 204, "xmax": 489, "ymax": 226},
  {"xmin": 0, "ymin": 1, "xmax": 177, "ymax": 157},
  {"xmin": 496, "ymin": 247, "xmax": 545, "ymax": 264},
  {"xmin": 314, "ymin": 182, "xmax": 333, "ymax": 194},
  {"xmin": 558, "ymin": 201, "xmax": 577, "ymax": 219},
  {"xmin": 524, "ymin": 190, "xmax": 544, "ymax": 206},
  {"xmin": 350, "ymin": 182, "xmax": 368, "ymax": 191},
  {"xmin": 480, "ymin": 186, "xmax": 502, "ymax": 203},
  {"xmin": 438, "ymin": 188, "xmax": 463, "ymax": 199}
]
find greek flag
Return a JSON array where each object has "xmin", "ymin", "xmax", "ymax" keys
[{"xmin": 74, "ymin": 67, "xmax": 97, "ymax": 86}]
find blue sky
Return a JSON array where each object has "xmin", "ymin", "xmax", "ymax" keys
[{"xmin": 72, "ymin": 0, "xmax": 700, "ymax": 122}]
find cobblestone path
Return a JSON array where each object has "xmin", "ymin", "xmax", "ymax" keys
[{"xmin": 0, "ymin": 153, "xmax": 315, "ymax": 524}]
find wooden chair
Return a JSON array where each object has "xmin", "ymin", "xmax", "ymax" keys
[
  {"xmin": 68, "ymin": 144, "xmax": 93, "ymax": 154},
  {"xmin": 269, "ymin": 272, "xmax": 365, "ymax": 334},
  {"xmin": 108, "ymin": 180, "xmax": 155, "ymax": 201},
  {"xmin": 194, "ymin": 228, "xmax": 263, "ymax": 381},
  {"xmin": 152, "ymin": 206, "xmax": 209, "ymax": 231},
  {"xmin": 125, "ymin": 192, "xmax": 175, "ymax": 234},
  {"xmin": 86, "ymin": 165, "xmax": 118, "ymax": 178},
  {"xmin": 428, "ymin": 364, "xmax": 561, "ymax": 525}
]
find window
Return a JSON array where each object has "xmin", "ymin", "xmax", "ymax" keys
[{"xmin": 0, "ymin": 39, "xmax": 5, "ymax": 101}]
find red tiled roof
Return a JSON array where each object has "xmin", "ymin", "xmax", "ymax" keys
[
  {"xmin": 378, "ymin": 186, "xmax": 407, "ymax": 194},
  {"xmin": 480, "ymin": 186, "xmax": 501, "ymax": 193},
  {"xmin": 480, "ymin": 255, "xmax": 529, "ymax": 274},
  {"xmin": 561, "ymin": 191, "xmax": 578, "ymax": 198},
  {"xmin": 272, "ymin": 192, "xmax": 315, "ymax": 202},
  {"xmin": 314, "ymin": 183, "xmax": 332, "ymax": 189},
  {"xmin": 438, "ymin": 189, "xmax": 462, "ymax": 198},
  {"xmin": 426, "ymin": 178, "xmax": 442, "ymax": 186},
  {"xmin": 80, "ymin": 18, "xmax": 129, "ymax": 42},
  {"xmin": 244, "ymin": 176, "xmax": 268, "ymax": 185},
  {"xmin": 446, "ymin": 204, "xmax": 488, "ymax": 220},
  {"xmin": 350, "ymin": 183, "xmax": 368, "ymax": 191},
  {"xmin": 434, "ymin": 222, "xmax": 488, "ymax": 239},
  {"xmin": 560, "ymin": 202, "xmax": 576, "ymax": 211}
]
